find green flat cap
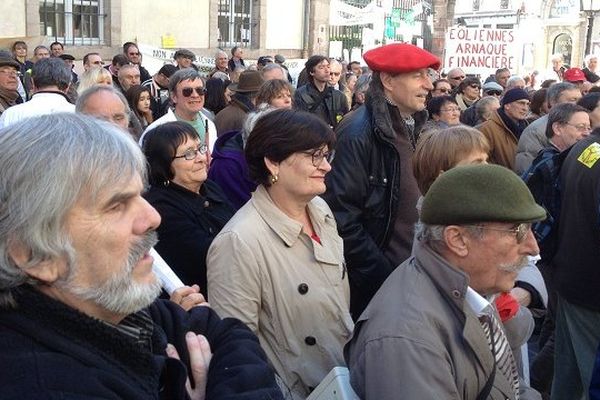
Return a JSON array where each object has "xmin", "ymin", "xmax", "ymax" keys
[{"xmin": 421, "ymin": 164, "xmax": 546, "ymax": 225}]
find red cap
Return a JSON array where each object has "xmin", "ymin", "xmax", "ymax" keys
[
  {"xmin": 563, "ymin": 68, "xmax": 586, "ymax": 82},
  {"xmin": 363, "ymin": 43, "xmax": 441, "ymax": 73}
]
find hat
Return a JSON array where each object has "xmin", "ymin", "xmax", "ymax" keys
[
  {"xmin": 59, "ymin": 54, "xmax": 75, "ymax": 61},
  {"xmin": 0, "ymin": 57, "xmax": 20, "ymax": 70},
  {"xmin": 257, "ymin": 56, "xmax": 274, "ymax": 66},
  {"xmin": 174, "ymin": 49, "xmax": 196, "ymax": 61},
  {"xmin": 563, "ymin": 67, "xmax": 586, "ymax": 83},
  {"xmin": 363, "ymin": 43, "xmax": 441, "ymax": 73},
  {"xmin": 421, "ymin": 164, "xmax": 546, "ymax": 225},
  {"xmin": 274, "ymin": 54, "xmax": 285, "ymax": 64},
  {"xmin": 500, "ymin": 88, "xmax": 529, "ymax": 107},
  {"xmin": 482, "ymin": 81, "xmax": 503, "ymax": 93},
  {"xmin": 228, "ymin": 70, "xmax": 264, "ymax": 93}
]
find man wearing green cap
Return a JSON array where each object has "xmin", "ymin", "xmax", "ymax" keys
[{"xmin": 345, "ymin": 164, "xmax": 545, "ymax": 399}]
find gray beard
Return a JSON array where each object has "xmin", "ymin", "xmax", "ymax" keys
[{"xmin": 61, "ymin": 231, "xmax": 162, "ymax": 316}]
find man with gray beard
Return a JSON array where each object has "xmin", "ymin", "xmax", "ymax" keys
[
  {"xmin": 345, "ymin": 164, "xmax": 545, "ymax": 399},
  {"xmin": 0, "ymin": 113, "xmax": 282, "ymax": 399}
]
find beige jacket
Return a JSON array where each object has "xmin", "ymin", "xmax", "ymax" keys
[{"xmin": 207, "ymin": 185, "xmax": 353, "ymax": 399}]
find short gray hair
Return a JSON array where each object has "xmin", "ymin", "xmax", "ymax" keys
[
  {"xmin": 32, "ymin": 57, "xmax": 72, "ymax": 91},
  {"xmin": 415, "ymin": 221, "xmax": 484, "ymax": 252},
  {"xmin": 506, "ymin": 76, "xmax": 525, "ymax": 89},
  {"xmin": 476, "ymin": 96, "xmax": 500, "ymax": 122},
  {"xmin": 75, "ymin": 85, "xmax": 131, "ymax": 124},
  {"xmin": 0, "ymin": 113, "xmax": 145, "ymax": 307},
  {"xmin": 168, "ymin": 68, "xmax": 203, "ymax": 93},
  {"xmin": 547, "ymin": 82, "xmax": 577, "ymax": 106},
  {"xmin": 261, "ymin": 63, "xmax": 284, "ymax": 75}
]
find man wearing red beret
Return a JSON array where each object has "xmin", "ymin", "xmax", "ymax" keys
[{"xmin": 323, "ymin": 43, "xmax": 439, "ymax": 319}]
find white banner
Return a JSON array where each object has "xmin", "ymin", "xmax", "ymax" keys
[{"xmin": 444, "ymin": 26, "xmax": 518, "ymax": 77}]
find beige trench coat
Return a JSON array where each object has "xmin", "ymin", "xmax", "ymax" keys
[{"xmin": 207, "ymin": 185, "xmax": 354, "ymax": 399}]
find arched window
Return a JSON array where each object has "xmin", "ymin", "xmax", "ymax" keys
[{"xmin": 553, "ymin": 33, "xmax": 573, "ymax": 66}]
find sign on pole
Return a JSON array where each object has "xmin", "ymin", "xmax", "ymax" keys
[{"xmin": 444, "ymin": 26, "xmax": 518, "ymax": 77}]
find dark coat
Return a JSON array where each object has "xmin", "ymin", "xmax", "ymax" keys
[
  {"xmin": 208, "ymin": 130, "xmax": 257, "ymax": 210},
  {"xmin": 322, "ymin": 93, "xmax": 427, "ymax": 319},
  {"xmin": 144, "ymin": 180, "xmax": 235, "ymax": 293},
  {"xmin": 294, "ymin": 82, "xmax": 349, "ymax": 128},
  {"xmin": 0, "ymin": 285, "xmax": 283, "ymax": 399}
]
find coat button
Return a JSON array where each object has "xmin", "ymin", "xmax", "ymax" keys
[
  {"xmin": 305, "ymin": 336, "xmax": 317, "ymax": 346},
  {"xmin": 451, "ymin": 290, "xmax": 461, "ymax": 298},
  {"xmin": 203, "ymin": 200, "xmax": 210, "ymax": 208},
  {"xmin": 298, "ymin": 283, "xmax": 309, "ymax": 295},
  {"xmin": 382, "ymin": 178, "xmax": 388, "ymax": 184}
]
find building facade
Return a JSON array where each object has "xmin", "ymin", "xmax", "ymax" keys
[{"xmin": 0, "ymin": 0, "xmax": 330, "ymax": 73}]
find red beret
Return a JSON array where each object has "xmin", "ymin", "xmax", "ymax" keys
[{"xmin": 363, "ymin": 43, "xmax": 441, "ymax": 73}]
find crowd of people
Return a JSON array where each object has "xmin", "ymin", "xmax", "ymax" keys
[{"xmin": 0, "ymin": 39, "xmax": 600, "ymax": 400}]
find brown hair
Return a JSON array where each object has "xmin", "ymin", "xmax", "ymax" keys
[
  {"xmin": 413, "ymin": 126, "xmax": 490, "ymax": 194},
  {"xmin": 256, "ymin": 79, "xmax": 294, "ymax": 107}
]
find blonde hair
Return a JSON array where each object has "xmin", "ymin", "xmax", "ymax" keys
[
  {"xmin": 412, "ymin": 126, "xmax": 490, "ymax": 195},
  {"xmin": 77, "ymin": 67, "xmax": 113, "ymax": 94}
]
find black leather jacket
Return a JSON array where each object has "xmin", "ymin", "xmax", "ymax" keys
[
  {"xmin": 323, "ymin": 94, "xmax": 427, "ymax": 319},
  {"xmin": 294, "ymin": 82, "xmax": 349, "ymax": 128}
]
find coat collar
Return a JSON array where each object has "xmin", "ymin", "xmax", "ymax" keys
[{"xmin": 250, "ymin": 185, "xmax": 339, "ymax": 264}]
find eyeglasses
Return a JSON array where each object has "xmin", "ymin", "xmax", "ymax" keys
[
  {"xmin": 173, "ymin": 144, "xmax": 208, "ymax": 160},
  {"xmin": 181, "ymin": 87, "xmax": 206, "ymax": 97},
  {"xmin": 485, "ymin": 90, "xmax": 502, "ymax": 96},
  {"xmin": 565, "ymin": 122, "xmax": 592, "ymax": 132},
  {"xmin": 469, "ymin": 84, "xmax": 481, "ymax": 89},
  {"xmin": 468, "ymin": 223, "xmax": 532, "ymax": 244},
  {"xmin": 449, "ymin": 75, "xmax": 465, "ymax": 80},
  {"xmin": 435, "ymin": 88, "xmax": 451, "ymax": 93},
  {"xmin": 0, "ymin": 69, "xmax": 21, "ymax": 77},
  {"xmin": 302, "ymin": 149, "xmax": 335, "ymax": 167},
  {"xmin": 440, "ymin": 106, "xmax": 461, "ymax": 113}
]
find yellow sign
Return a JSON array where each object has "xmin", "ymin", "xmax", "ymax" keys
[
  {"xmin": 161, "ymin": 35, "xmax": 176, "ymax": 49},
  {"xmin": 577, "ymin": 142, "xmax": 600, "ymax": 168}
]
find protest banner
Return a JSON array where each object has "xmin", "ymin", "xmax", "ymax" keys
[{"xmin": 444, "ymin": 26, "xmax": 518, "ymax": 77}]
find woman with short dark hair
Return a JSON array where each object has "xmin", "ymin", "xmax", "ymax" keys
[
  {"xmin": 142, "ymin": 121, "xmax": 234, "ymax": 293},
  {"xmin": 454, "ymin": 76, "xmax": 481, "ymax": 111},
  {"xmin": 207, "ymin": 109, "xmax": 353, "ymax": 399},
  {"xmin": 422, "ymin": 95, "xmax": 462, "ymax": 133}
]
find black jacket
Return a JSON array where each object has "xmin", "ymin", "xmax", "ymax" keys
[
  {"xmin": 0, "ymin": 285, "xmax": 282, "ymax": 399},
  {"xmin": 294, "ymin": 82, "xmax": 349, "ymax": 128},
  {"xmin": 144, "ymin": 180, "xmax": 235, "ymax": 294},
  {"xmin": 323, "ymin": 94, "xmax": 427, "ymax": 319}
]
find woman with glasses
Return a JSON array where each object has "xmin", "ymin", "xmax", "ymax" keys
[
  {"xmin": 142, "ymin": 121, "xmax": 235, "ymax": 294},
  {"xmin": 422, "ymin": 95, "xmax": 463, "ymax": 133},
  {"xmin": 454, "ymin": 76, "xmax": 482, "ymax": 112},
  {"xmin": 207, "ymin": 109, "xmax": 353, "ymax": 399},
  {"xmin": 430, "ymin": 78, "xmax": 452, "ymax": 98}
]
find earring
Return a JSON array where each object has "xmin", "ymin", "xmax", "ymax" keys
[{"xmin": 270, "ymin": 174, "xmax": 279, "ymax": 185}]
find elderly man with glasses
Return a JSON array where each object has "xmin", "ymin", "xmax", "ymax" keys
[
  {"xmin": 143, "ymin": 68, "xmax": 217, "ymax": 151},
  {"xmin": 346, "ymin": 163, "xmax": 545, "ymax": 399},
  {"xmin": 446, "ymin": 67, "xmax": 466, "ymax": 89},
  {"xmin": 0, "ymin": 55, "xmax": 22, "ymax": 116}
]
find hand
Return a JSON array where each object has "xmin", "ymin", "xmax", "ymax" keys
[
  {"xmin": 166, "ymin": 332, "xmax": 212, "ymax": 400},
  {"xmin": 170, "ymin": 285, "xmax": 210, "ymax": 311}
]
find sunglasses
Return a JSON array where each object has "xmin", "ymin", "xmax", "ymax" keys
[
  {"xmin": 485, "ymin": 90, "xmax": 502, "ymax": 96},
  {"xmin": 181, "ymin": 87, "xmax": 206, "ymax": 97}
]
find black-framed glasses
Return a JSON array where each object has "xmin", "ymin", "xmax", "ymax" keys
[
  {"xmin": 173, "ymin": 144, "xmax": 208, "ymax": 160},
  {"xmin": 486, "ymin": 90, "xmax": 502, "ymax": 96},
  {"xmin": 467, "ymin": 223, "xmax": 532, "ymax": 244},
  {"xmin": 435, "ymin": 88, "xmax": 451, "ymax": 93},
  {"xmin": 181, "ymin": 87, "xmax": 206, "ymax": 97},
  {"xmin": 302, "ymin": 149, "xmax": 335, "ymax": 167}
]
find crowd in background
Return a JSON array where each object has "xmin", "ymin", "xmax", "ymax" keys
[{"xmin": 1, "ymin": 38, "xmax": 600, "ymax": 400}]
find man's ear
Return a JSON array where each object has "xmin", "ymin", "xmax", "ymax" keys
[
  {"xmin": 7, "ymin": 239, "xmax": 64, "ymax": 284},
  {"xmin": 443, "ymin": 225, "xmax": 470, "ymax": 258},
  {"xmin": 379, "ymin": 72, "xmax": 395, "ymax": 92}
]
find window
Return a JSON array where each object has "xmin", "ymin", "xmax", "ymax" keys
[
  {"xmin": 218, "ymin": 0, "xmax": 252, "ymax": 48},
  {"xmin": 39, "ymin": 0, "xmax": 105, "ymax": 45}
]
